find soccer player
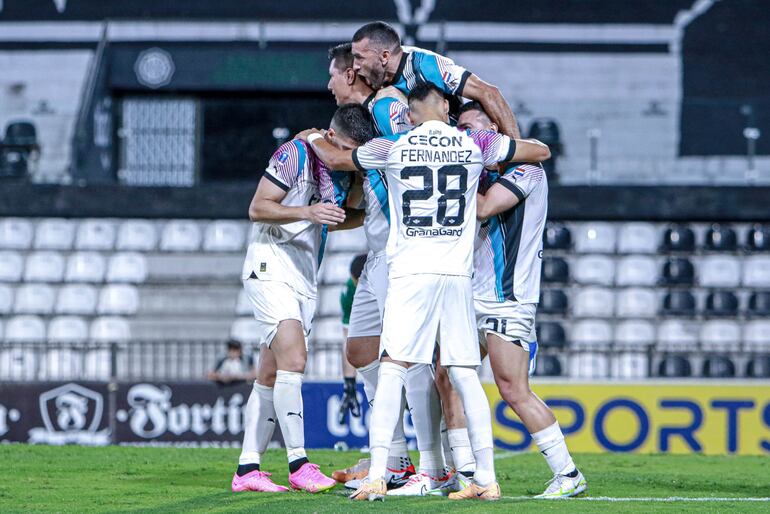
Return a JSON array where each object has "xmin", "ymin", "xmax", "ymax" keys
[
  {"xmin": 337, "ymin": 253, "xmax": 366, "ymax": 424},
  {"xmin": 351, "ymin": 21, "xmax": 521, "ymax": 138},
  {"xmin": 232, "ymin": 105, "xmax": 373, "ymax": 494},
  {"xmin": 298, "ymin": 83, "xmax": 550, "ymax": 501},
  {"xmin": 456, "ymin": 101, "xmax": 587, "ymax": 498}
]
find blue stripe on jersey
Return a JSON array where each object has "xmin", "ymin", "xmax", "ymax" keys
[
  {"xmin": 371, "ymin": 98, "xmax": 398, "ymax": 136},
  {"xmin": 330, "ymin": 170, "xmax": 352, "ymax": 207},
  {"xmin": 318, "ymin": 225, "xmax": 328, "ymax": 266},
  {"xmin": 414, "ymin": 53, "xmax": 449, "ymax": 95},
  {"xmin": 486, "ymin": 216, "xmax": 506, "ymax": 302},
  {"xmin": 367, "ymin": 169, "xmax": 390, "ymax": 224},
  {"xmin": 292, "ymin": 139, "xmax": 307, "ymax": 179}
]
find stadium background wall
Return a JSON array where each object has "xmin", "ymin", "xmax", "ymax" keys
[{"xmin": 2, "ymin": 380, "xmax": 768, "ymax": 455}]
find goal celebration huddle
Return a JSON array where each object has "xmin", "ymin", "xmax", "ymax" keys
[{"xmin": 234, "ymin": 20, "xmax": 586, "ymax": 501}]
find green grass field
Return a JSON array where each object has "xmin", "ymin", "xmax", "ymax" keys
[{"xmin": 1, "ymin": 446, "xmax": 768, "ymax": 513}]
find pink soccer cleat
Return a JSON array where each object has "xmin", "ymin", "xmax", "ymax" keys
[
  {"xmin": 288, "ymin": 462, "xmax": 337, "ymax": 493},
  {"xmin": 231, "ymin": 470, "xmax": 290, "ymax": 493}
]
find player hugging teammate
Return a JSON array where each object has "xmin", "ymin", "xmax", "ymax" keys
[{"xmin": 233, "ymin": 20, "xmax": 586, "ymax": 501}]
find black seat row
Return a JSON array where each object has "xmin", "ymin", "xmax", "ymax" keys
[
  {"xmin": 663, "ymin": 290, "xmax": 770, "ymax": 317},
  {"xmin": 658, "ymin": 355, "xmax": 770, "ymax": 378}
]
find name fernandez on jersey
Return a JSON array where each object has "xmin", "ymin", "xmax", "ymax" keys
[{"xmin": 400, "ymin": 133, "xmax": 473, "ymax": 164}]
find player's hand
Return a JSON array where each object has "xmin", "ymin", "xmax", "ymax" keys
[
  {"xmin": 338, "ymin": 377, "xmax": 361, "ymax": 424},
  {"xmin": 304, "ymin": 202, "xmax": 346, "ymax": 225},
  {"xmin": 296, "ymin": 128, "xmax": 323, "ymax": 142}
]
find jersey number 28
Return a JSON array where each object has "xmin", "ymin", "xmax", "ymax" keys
[{"xmin": 401, "ymin": 165, "xmax": 467, "ymax": 227}]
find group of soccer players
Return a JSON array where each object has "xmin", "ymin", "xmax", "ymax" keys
[{"xmin": 232, "ymin": 21, "xmax": 587, "ymax": 501}]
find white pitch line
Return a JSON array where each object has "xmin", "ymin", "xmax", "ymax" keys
[
  {"xmin": 493, "ymin": 451, "xmax": 524, "ymax": 460},
  {"xmin": 502, "ymin": 496, "xmax": 770, "ymax": 502}
]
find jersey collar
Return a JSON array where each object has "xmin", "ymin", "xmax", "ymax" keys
[
  {"xmin": 388, "ymin": 50, "xmax": 408, "ymax": 86},
  {"xmin": 363, "ymin": 91, "xmax": 376, "ymax": 111}
]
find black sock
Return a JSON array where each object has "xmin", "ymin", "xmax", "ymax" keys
[
  {"xmin": 564, "ymin": 468, "xmax": 579, "ymax": 478},
  {"xmin": 289, "ymin": 457, "xmax": 309, "ymax": 474},
  {"xmin": 460, "ymin": 470, "xmax": 475, "ymax": 478},
  {"xmin": 236, "ymin": 463, "xmax": 260, "ymax": 476}
]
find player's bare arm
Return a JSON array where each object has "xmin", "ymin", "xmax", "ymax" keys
[
  {"xmin": 509, "ymin": 138, "xmax": 551, "ymax": 164},
  {"xmin": 462, "ymin": 74, "xmax": 521, "ymax": 139},
  {"xmin": 248, "ymin": 176, "xmax": 346, "ymax": 225},
  {"xmin": 476, "ymin": 183, "xmax": 521, "ymax": 221},
  {"xmin": 296, "ymin": 129, "xmax": 358, "ymax": 171}
]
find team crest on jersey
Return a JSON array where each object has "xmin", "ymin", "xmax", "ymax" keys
[
  {"xmin": 260, "ymin": 262, "xmax": 267, "ymax": 272},
  {"xmin": 277, "ymin": 152, "xmax": 289, "ymax": 164}
]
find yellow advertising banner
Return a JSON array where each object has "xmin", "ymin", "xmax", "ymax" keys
[{"xmin": 484, "ymin": 381, "xmax": 770, "ymax": 455}]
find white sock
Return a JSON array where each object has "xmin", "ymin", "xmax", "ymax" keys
[
  {"xmin": 239, "ymin": 381, "xmax": 276, "ymax": 465},
  {"xmin": 359, "ymin": 359, "xmax": 409, "ymax": 460},
  {"xmin": 532, "ymin": 421, "xmax": 576, "ymax": 476},
  {"xmin": 441, "ymin": 418, "xmax": 455, "ymax": 469},
  {"xmin": 368, "ymin": 362, "xmax": 407, "ymax": 481},
  {"xmin": 405, "ymin": 363, "xmax": 444, "ymax": 476},
  {"xmin": 448, "ymin": 366, "xmax": 495, "ymax": 486},
  {"xmin": 448, "ymin": 428, "xmax": 476, "ymax": 474},
  {"xmin": 274, "ymin": 370, "xmax": 307, "ymax": 463}
]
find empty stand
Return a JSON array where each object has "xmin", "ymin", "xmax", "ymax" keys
[
  {"xmin": 106, "ymin": 253, "xmax": 148, "ymax": 283},
  {"xmin": 573, "ymin": 222, "xmax": 616, "ymax": 254},
  {"xmin": 700, "ymin": 320, "xmax": 741, "ymax": 350},
  {"xmin": 5, "ymin": 315, "xmax": 46, "ymax": 342},
  {"xmin": 704, "ymin": 224, "xmax": 737, "ymax": 252},
  {"xmin": 661, "ymin": 224, "xmax": 696, "ymax": 252},
  {"xmin": 616, "ymin": 288, "xmax": 657, "ymax": 318},
  {"xmin": 704, "ymin": 291, "xmax": 739, "ymax": 317},
  {"xmin": 230, "ymin": 318, "xmax": 262, "ymax": 345},
  {"xmin": 65, "ymin": 252, "xmax": 106, "ymax": 282},
  {"xmin": 48, "ymin": 316, "xmax": 89, "ymax": 342},
  {"xmin": 98, "ymin": 284, "xmax": 139, "ymax": 315},
  {"xmin": 0, "ymin": 251, "xmax": 24, "ymax": 282},
  {"xmin": 572, "ymin": 287, "xmax": 614, "ymax": 318},
  {"xmin": 657, "ymin": 319, "xmax": 698, "ymax": 350},
  {"xmin": 536, "ymin": 322, "xmax": 566, "ymax": 348},
  {"xmin": 34, "ymin": 219, "xmax": 76, "ymax": 250},
  {"xmin": 56, "ymin": 284, "xmax": 98, "ymax": 315},
  {"xmin": 570, "ymin": 319, "xmax": 612, "ymax": 348},
  {"xmin": 573, "ymin": 255, "xmax": 615, "ymax": 286},
  {"xmin": 116, "ymin": 220, "xmax": 158, "ymax": 251},
  {"xmin": 615, "ymin": 320, "xmax": 655, "ymax": 347},
  {"xmin": 742, "ymin": 256, "xmax": 770, "ymax": 287},
  {"xmin": 747, "ymin": 291, "xmax": 770, "ymax": 317},
  {"xmin": 661, "ymin": 257, "xmax": 695, "ymax": 286},
  {"xmin": 160, "ymin": 220, "xmax": 202, "ymax": 252},
  {"xmin": 539, "ymin": 289, "xmax": 568, "ymax": 315},
  {"xmin": 616, "ymin": 256, "xmax": 658, "ymax": 287},
  {"xmin": 90, "ymin": 317, "xmax": 132, "ymax": 342},
  {"xmin": 24, "ymin": 251, "xmax": 65, "ymax": 282},
  {"xmin": 617, "ymin": 223, "xmax": 658, "ymax": 254},
  {"xmin": 13, "ymin": 284, "xmax": 55, "ymax": 315},
  {"xmin": 661, "ymin": 290, "xmax": 697, "ymax": 316},
  {"xmin": 75, "ymin": 219, "xmax": 117, "ymax": 250},
  {"xmin": 746, "ymin": 225, "xmax": 770, "ymax": 252},
  {"xmin": 543, "ymin": 223, "xmax": 571, "ymax": 250},
  {"xmin": 0, "ymin": 218, "xmax": 33, "ymax": 249},
  {"xmin": 699, "ymin": 255, "xmax": 741, "ymax": 288},
  {"xmin": 541, "ymin": 256, "xmax": 570, "ymax": 283},
  {"xmin": 0, "ymin": 285, "xmax": 12, "ymax": 314},
  {"xmin": 203, "ymin": 221, "xmax": 245, "ymax": 252}
]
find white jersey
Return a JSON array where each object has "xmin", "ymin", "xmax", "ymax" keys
[
  {"xmin": 242, "ymin": 139, "xmax": 349, "ymax": 298},
  {"xmin": 353, "ymin": 119, "xmax": 516, "ymax": 278},
  {"xmin": 473, "ymin": 163, "xmax": 548, "ymax": 303}
]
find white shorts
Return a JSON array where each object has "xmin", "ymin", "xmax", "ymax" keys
[
  {"xmin": 475, "ymin": 298, "xmax": 537, "ymax": 351},
  {"xmin": 242, "ymin": 278, "xmax": 316, "ymax": 349},
  {"xmin": 381, "ymin": 274, "xmax": 479, "ymax": 367},
  {"xmin": 348, "ymin": 252, "xmax": 388, "ymax": 338}
]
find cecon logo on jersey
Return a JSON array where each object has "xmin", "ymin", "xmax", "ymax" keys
[
  {"xmin": 407, "ymin": 134, "xmax": 463, "ymax": 147},
  {"xmin": 485, "ymin": 382, "xmax": 770, "ymax": 456}
]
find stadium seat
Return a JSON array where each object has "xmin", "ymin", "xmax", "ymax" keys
[
  {"xmin": 97, "ymin": 284, "xmax": 139, "ymax": 315},
  {"xmin": 747, "ymin": 291, "xmax": 770, "ymax": 317},
  {"xmin": 48, "ymin": 316, "xmax": 89, "ymax": 342},
  {"xmin": 700, "ymin": 320, "xmax": 741, "ymax": 350},
  {"xmin": 160, "ymin": 220, "xmax": 202, "ymax": 252},
  {"xmin": 326, "ymin": 227, "xmax": 367, "ymax": 252},
  {"xmin": 318, "ymin": 285, "xmax": 344, "ymax": 317},
  {"xmin": 90, "ymin": 317, "xmax": 131, "ymax": 342},
  {"xmin": 744, "ymin": 320, "xmax": 770, "ymax": 349},
  {"xmin": 657, "ymin": 355, "xmax": 692, "ymax": 377},
  {"xmin": 230, "ymin": 318, "xmax": 262, "ymax": 345},
  {"xmin": 311, "ymin": 318, "xmax": 341, "ymax": 344},
  {"xmin": 203, "ymin": 221, "xmax": 246, "ymax": 252},
  {"xmin": 34, "ymin": 218, "xmax": 75, "ymax": 250},
  {"xmin": 23, "ymin": 251, "xmax": 65, "ymax": 282},
  {"xmin": 539, "ymin": 289, "xmax": 568, "ymax": 315},
  {"xmin": 746, "ymin": 224, "xmax": 770, "ymax": 252},
  {"xmin": 617, "ymin": 222, "xmax": 658, "ymax": 254},
  {"xmin": 541, "ymin": 257, "xmax": 570, "ymax": 283},
  {"xmin": 742, "ymin": 256, "xmax": 770, "ymax": 287},
  {"xmin": 661, "ymin": 290, "xmax": 696, "ymax": 316},
  {"xmin": 56, "ymin": 284, "xmax": 98, "ymax": 315},
  {"xmin": 235, "ymin": 288, "xmax": 252, "ymax": 316},
  {"xmin": 0, "ymin": 251, "xmax": 24, "ymax": 282},
  {"xmin": 702, "ymin": 356, "xmax": 736, "ymax": 378},
  {"xmin": 5, "ymin": 315, "xmax": 46, "ymax": 342},
  {"xmin": 616, "ymin": 288, "xmax": 657, "ymax": 318},
  {"xmin": 116, "ymin": 220, "xmax": 158, "ymax": 251},
  {"xmin": 572, "ymin": 222, "xmax": 616, "ymax": 253},
  {"xmin": 319, "ymin": 253, "xmax": 356, "ymax": 284},
  {"xmin": 13, "ymin": 284, "xmax": 55, "ymax": 314},
  {"xmin": 746, "ymin": 356, "xmax": 770, "ymax": 378},
  {"xmin": 615, "ymin": 320, "xmax": 655, "ymax": 347},
  {"xmin": 572, "ymin": 287, "xmax": 614, "ymax": 318},
  {"xmin": 614, "ymin": 256, "xmax": 657, "ymax": 287},
  {"xmin": 569, "ymin": 353, "xmax": 609, "ymax": 378},
  {"xmin": 106, "ymin": 253, "xmax": 148, "ymax": 283},
  {"xmin": 0, "ymin": 218, "xmax": 33, "ymax": 249},
  {"xmin": 661, "ymin": 224, "xmax": 696, "ymax": 252},
  {"xmin": 573, "ymin": 255, "xmax": 615, "ymax": 286},
  {"xmin": 536, "ymin": 322, "xmax": 567, "ymax": 348},
  {"xmin": 704, "ymin": 224, "xmax": 737, "ymax": 252},
  {"xmin": 704, "ymin": 291, "xmax": 739, "ymax": 317},
  {"xmin": 0, "ymin": 285, "xmax": 12, "ymax": 314},
  {"xmin": 612, "ymin": 353, "xmax": 649, "ymax": 379},
  {"xmin": 75, "ymin": 219, "xmax": 117, "ymax": 250},
  {"xmin": 699, "ymin": 255, "xmax": 740, "ymax": 288},
  {"xmin": 543, "ymin": 222, "xmax": 572, "ymax": 250},
  {"xmin": 65, "ymin": 252, "xmax": 106, "ymax": 282},
  {"xmin": 570, "ymin": 319, "xmax": 612, "ymax": 348},
  {"xmin": 657, "ymin": 319, "xmax": 698, "ymax": 349},
  {"xmin": 660, "ymin": 257, "xmax": 695, "ymax": 286},
  {"xmin": 535, "ymin": 355, "xmax": 562, "ymax": 376}
]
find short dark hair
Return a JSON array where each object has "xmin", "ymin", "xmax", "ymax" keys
[
  {"xmin": 331, "ymin": 103, "xmax": 375, "ymax": 145},
  {"xmin": 226, "ymin": 339, "xmax": 242, "ymax": 351},
  {"xmin": 458, "ymin": 100, "xmax": 488, "ymax": 119},
  {"xmin": 407, "ymin": 82, "xmax": 445, "ymax": 106},
  {"xmin": 352, "ymin": 21, "xmax": 401, "ymax": 50},
  {"xmin": 350, "ymin": 254, "xmax": 367, "ymax": 280},
  {"xmin": 328, "ymin": 42, "xmax": 353, "ymax": 70}
]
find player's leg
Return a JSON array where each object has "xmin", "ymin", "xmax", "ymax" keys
[{"xmin": 434, "ymin": 361, "xmax": 475, "ymax": 486}]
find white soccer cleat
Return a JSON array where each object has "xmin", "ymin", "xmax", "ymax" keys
[
  {"xmin": 386, "ymin": 472, "xmax": 431, "ymax": 496},
  {"xmin": 535, "ymin": 470, "xmax": 587, "ymax": 499}
]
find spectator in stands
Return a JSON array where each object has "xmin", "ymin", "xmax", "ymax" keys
[
  {"xmin": 338, "ymin": 253, "xmax": 367, "ymax": 424},
  {"xmin": 207, "ymin": 339, "xmax": 257, "ymax": 385}
]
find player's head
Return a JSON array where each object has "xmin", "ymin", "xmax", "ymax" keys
[
  {"xmin": 407, "ymin": 83, "xmax": 449, "ymax": 125},
  {"xmin": 226, "ymin": 339, "xmax": 243, "ymax": 358},
  {"xmin": 328, "ymin": 103, "xmax": 375, "ymax": 150},
  {"xmin": 457, "ymin": 101, "xmax": 498, "ymax": 133},
  {"xmin": 350, "ymin": 253, "xmax": 367, "ymax": 284},
  {"xmin": 351, "ymin": 21, "xmax": 401, "ymax": 90},
  {"xmin": 328, "ymin": 43, "xmax": 371, "ymax": 105}
]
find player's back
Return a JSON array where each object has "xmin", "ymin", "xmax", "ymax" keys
[{"xmin": 384, "ymin": 120, "xmax": 485, "ymax": 278}]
